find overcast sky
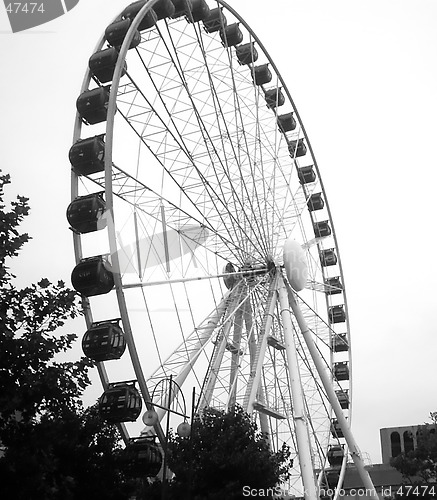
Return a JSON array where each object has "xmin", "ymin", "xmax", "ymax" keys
[{"xmin": 1, "ymin": 0, "xmax": 436, "ymax": 464}]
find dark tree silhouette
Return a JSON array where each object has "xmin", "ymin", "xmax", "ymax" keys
[
  {"xmin": 0, "ymin": 172, "xmax": 134, "ymax": 499},
  {"xmin": 160, "ymin": 405, "xmax": 292, "ymax": 500}
]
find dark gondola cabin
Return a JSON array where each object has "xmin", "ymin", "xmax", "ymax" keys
[
  {"xmin": 333, "ymin": 362, "xmax": 349, "ymax": 381},
  {"xmin": 288, "ymin": 138, "xmax": 307, "ymax": 158},
  {"xmin": 89, "ymin": 47, "xmax": 127, "ymax": 84},
  {"xmin": 264, "ymin": 88, "xmax": 285, "ymax": 109},
  {"xmin": 121, "ymin": 1, "xmax": 158, "ymax": 31},
  {"xmin": 331, "ymin": 333, "xmax": 349, "ymax": 353},
  {"xmin": 297, "ymin": 165, "xmax": 316, "ymax": 184},
  {"xmin": 153, "ymin": 0, "xmax": 176, "ymax": 20},
  {"xmin": 307, "ymin": 193, "xmax": 324, "ymax": 211},
  {"xmin": 188, "ymin": 0, "xmax": 210, "ymax": 23},
  {"xmin": 71, "ymin": 256, "xmax": 114, "ymax": 297},
  {"xmin": 220, "ymin": 23, "xmax": 243, "ymax": 47},
  {"xmin": 123, "ymin": 437, "xmax": 163, "ymax": 477},
  {"xmin": 313, "ymin": 220, "xmax": 331, "ymax": 238},
  {"xmin": 76, "ymin": 87, "xmax": 112, "ymax": 125},
  {"xmin": 69, "ymin": 135, "xmax": 105, "ymax": 176},
  {"xmin": 331, "ymin": 419, "xmax": 345, "ymax": 438},
  {"xmin": 278, "ymin": 112, "xmax": 296, "ymax": 132},
  {"xmin": 320, "ymin": 248, "xmax": 337, "ymax": 267},
  {"xmin": 329, "ymin": 305, "xmax": 346, "ymax": 324},
  {"xmin": 203, "ymin": 7, "xmax": 226, "ymax": 33},
  {"xmin": 82, "ymin": 319, "xmax": 126, "ymax": 362},
  {"xmin": 236, "ymin": 42, "xmax": 258, "ymax": 65},
  {"xmin": 253, "ymin": 64, "xmax": 272, "ymax": 86},
  {"xmin": 327, "ymin": 445, "xmax": 344, "ymax": 467},
  {"xmin": 99, "ymin": 382, "xmax": 142, "ymax": 423},
  {"xmin": 105, "ymin": 18, "xmax": 141, "ymax": 48},
  {"xmin": 67, "ymin": 192, "xmax": 106, "ymax": 234},
  {"xmin": 171, "ymin": 0, "xmax": 191, "ymax": 18},
  {"xmin": 336, "ymin": 389, "xmax": 349, "ymax": 409},
  {"xmin": 325, "ymin": 276, "xmax": 343, "ymax": 294}
]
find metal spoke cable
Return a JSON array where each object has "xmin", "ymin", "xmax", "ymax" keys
[{"xmin": 164, "ymin": 20, "xmax": 267, "ymax": 261}]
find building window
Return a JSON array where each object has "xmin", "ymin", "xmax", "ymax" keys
[
  {"xmin": 404, "ymin": 431, "xmax": 414, "ymax": 453},
  {"xmin": 391, "ymin": 431, "xmax": 401, "ymax": 457}
]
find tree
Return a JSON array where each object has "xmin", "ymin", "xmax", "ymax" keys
[
  {"xmin": 0, "ymin": 172, "xmax": 133, "ymax": 499},
  {"xmin": 390, "ymin": 412, "xmax": 437, "ymax": 498},
  {"xmin": 159, "ymin": 405, "xmax": 292, "ymax": 500}
]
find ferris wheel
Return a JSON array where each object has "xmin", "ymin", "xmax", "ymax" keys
[{"xmin": 67, "ymin": 0, "xmax": 377, "ymax": 497}]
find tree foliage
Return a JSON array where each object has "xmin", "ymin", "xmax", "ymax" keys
[
  {"xmin": 0, "ymin": 173, "xmax": 132, "ymax": 499},
  {"xmin": 162, "ymin": 405, "xmax": 292, "ymax": 500}
]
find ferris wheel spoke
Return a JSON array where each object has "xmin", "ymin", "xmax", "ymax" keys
[
  {"xmin": 160, "ymin": 21, "xmax": 271, "ymax": 258},
  {"xmin": 198, "ymin": 35, "xmax": 272, "ymax": 255},
  {"xmin": 149, "ymin": 21, "xmax": 262, "ymax": 254},
  {"xmin": 117, "ymin": 74, "xmax": 265, "ymax": 264}
]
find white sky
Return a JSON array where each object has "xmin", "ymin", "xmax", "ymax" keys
[{"xmin": 1, "ymin": 0, "xmax": 436, "ymax": 464}]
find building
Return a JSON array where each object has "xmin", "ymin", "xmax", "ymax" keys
[{"xmin": 325, "ymin": 423, "xmax": 435, "ymax": 499}]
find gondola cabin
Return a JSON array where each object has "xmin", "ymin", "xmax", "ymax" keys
[
  {"xmin": 76, "ymin": 87, "xmax": 112, "ymax": 125},
  {"xmin": 327, "ymin": 445, "xmax": 344, "ymax": 467},
  {"xmin": 99, "ymin": 382, "xmax": 142, "ymax": 423},
  {"xmin": 188, "ymin": 0, "xmax": 210, "ymax": 23},
  {"xmin": 331, "ymin": 333, "xmax": 349, "ymax": 353},
  {"xmin": 220, "ymin": 23, "xmax": 243, "ymax": 47},
  {"xmin": 121, "ymin": 1, "xmax": 158, "ymax": 31},
  {"xmin": 336, "ymin": 389, "xmax": 349, "ymax": 409},
  {"xmin": 329, "ymin": 305, "xmax": 346, "ymax": 324},
  {"xmin": 264, "ymin": 88, "xmax": 285, "ymax": 109},
  {"xmin": 331, "ymin": 419, "xmax": 345, "ymax": 438},
  {"xmin": 171, "ymin": 0, "xmax": 192, "ymax": 18},
  {"xmin": 314, "ymin": 220, "xmax": 331, "ymax": 238},
  {"xmin": 307, "ymin": 193, "xmax": 324, "ymax": 211},
  {"xmin": 69, "ymin": 135, "xmax": 105, "ymax": 176},
  {"xmin": 203, "ymin": 7, "xmax": 226, "ymax": 33},
  {"xmin": 82, "ymin": 319, "xmax": 126, "ymax": 362},
  {"xmin": 123, "ymin": 437, "xmax": 163, "ymax": 477},
  {"xmin": 71, "ymin": 256, "xmax": 114, "ymax": 297},
  {"xmin": 297, "ymin": 166, "xmax": 316, "ymax": 184},
  {"xmin": 89, "ymin": 48, "xmax": 127, "ymax": 84},
  {"xmin": 66, "ymin": 192, "xmax": 106, "ymax": 234},
  {"xmin": 152, "ymin": 0, "xmax": 176, "ymax": 20},
  {"xmin": 288, "ymin": 138, "xmax": 307, "ymax": 158},
  {"xmin": 278, "ymin": 112, "xmax": 296, "ymax": 132},
  {"xmin": 236, "ymin": 42, "xmax": 258, "ymax": 65},
  {"xmin": 334, "ymin": 362, "xmax": 349, "ymax": 381},
  {"xmin": 253, "ymin": 64, "xmax": 272, "ymax": 86},
  {"xmin": 325, "ymin": 276, "xmax": 343, "ymax": 294},
  {"xmin": 105, "ymin": 18, "xmax": 141, "ymax": 49},
  {"xmin": 320, "ymin": 249, "xmax": 337, "ymax": 267}
]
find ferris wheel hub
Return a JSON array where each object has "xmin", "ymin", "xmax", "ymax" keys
[{"xmin": 283, "ymin": 237, "xmax": 308, "ymax": 292}]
